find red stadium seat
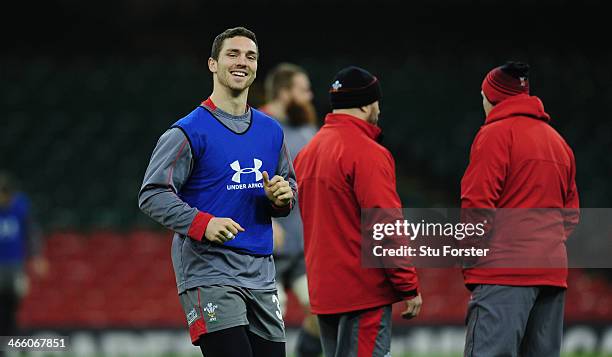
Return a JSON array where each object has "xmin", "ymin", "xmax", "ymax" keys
[{"xmin": 17, "ymin": 232, "xmax": 612, "ymax": 329}]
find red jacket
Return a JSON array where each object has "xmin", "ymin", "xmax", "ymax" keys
[
  {"xmin": 461, "ymin": 94, "xmax": 579, "ymax": 288},
  {"xmin": 294, "ymin": 113, "xmax": 419, "ymax": 314}
]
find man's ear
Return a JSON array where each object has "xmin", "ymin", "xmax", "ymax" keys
[
  {"xmin": 208, "ymin": 57, "xmax": 217, "ymax": 73},
  {"xmin": 359, "ymin": 105, "xmax": 370, "ymax": 113}
]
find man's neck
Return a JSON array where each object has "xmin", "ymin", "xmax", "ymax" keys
[
  {"xmin": 332, "ymin": 108, "xmax": 368, "ymax": 122},
  {"xmin": 262, "ymin": 100, "xmax": 287, "ymax": 121},
  {"xmin": 209, "ymin": 85, "xmax": 249, "ymax": 116}
]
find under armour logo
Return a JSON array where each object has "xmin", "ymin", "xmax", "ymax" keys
[
  {"xmin": 230, "ymin": 159, "xmax": 263, "ymax": 183},
  {"xmin": 331, "ymin": 80, "xmax": 342, "ymax": 91},
  {"xmin": 519, "ymin": 77, "xmax": 527, "ymax": 87}
]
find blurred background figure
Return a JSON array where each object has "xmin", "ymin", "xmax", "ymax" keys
[
  {"xmin": 261, "ymin": 63, "xmax": 322, "ymax": 357},
  {"xmin": 0, "ymin": 171, "xmax": 47, "ymax": 356}
]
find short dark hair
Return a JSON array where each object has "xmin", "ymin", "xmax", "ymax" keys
[
  {"xmin": 210, "ymin": 27, "xmax": 258, "ymax": 60},
  {"xmin": 264, "ymin": 63, "xmax": 307, "ymax": 101}
]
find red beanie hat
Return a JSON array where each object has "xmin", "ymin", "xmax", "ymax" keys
[{"xmin": 482, "ymin": 61, "xmax": 530, "ymax": 105}]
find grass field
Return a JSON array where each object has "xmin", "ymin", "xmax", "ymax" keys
[
  {"xmin": 8, "ymin": 353, "xmax": 612, "ymax": 357},
  {"xmin": 85, "ymin": 353, "xmax": 612, "ymax": 357}
]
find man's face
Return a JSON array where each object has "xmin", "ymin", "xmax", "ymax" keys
[
  {"xmin": 367, "ymin": 101, "xmax": 381, "ymax": 125},
  {"xmin": 482, "ymin": 91, "xmax": 493, "ymax": 116},
  {"xmin": 209, "ymin": 36, "xmax": 258, "ymax": 92},
  {"xmin": 288, "ymin": 73, "xmax": 313, "ymax": 105}
]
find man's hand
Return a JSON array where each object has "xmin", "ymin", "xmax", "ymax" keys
[
  {"xmin": 263, "ymin": 171, "xmax": 293, "ymax": 207},
  {"xmin": 204, "ymin": 217, "xmax": 245, "ymax": 244},
  {"xmin": 31, "ymin": 256, "xmax": 49, "ymax": 278},
  {"xmin": 401, "ymin": 293, "xmax": 423, "ymax": 320}
]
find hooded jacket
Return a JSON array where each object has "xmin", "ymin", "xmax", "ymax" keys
[
  {"xmin": 294, "ymin": 113, "xmax": 419, "ymax": 314},
  {"xmin": 461, "ymin": 94, "xmax": 579, "ymax": 288}
]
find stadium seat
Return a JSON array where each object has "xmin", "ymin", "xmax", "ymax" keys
[{"xmin": 19, "ymin": 235, "xmax": 612, "ymax": 329}]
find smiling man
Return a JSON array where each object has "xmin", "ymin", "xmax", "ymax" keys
[{"xmin": 138, "ymin": 27, "xmax": 296, "ymax": 357}]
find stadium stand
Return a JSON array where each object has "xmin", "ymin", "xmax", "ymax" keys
[
  {"xmin": 17, "ymin": 231, "xmax": 612, "ymax": 328},
  {"xmin": 2, "ymin": 53, "xmax": 611, "ymax": 233}
]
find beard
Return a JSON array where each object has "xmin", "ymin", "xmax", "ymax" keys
[
  {"xmin": 286, "ymin": 100, "xmax": 318, "ymax": 127},
  {"xmin": 366, "ymin": 112, "xmax": 379, "ymax": 126}
]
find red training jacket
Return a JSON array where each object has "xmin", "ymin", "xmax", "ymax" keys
[
  {"xmin": 461, "ymin": 94, "xmax": 579, "ymax": 288},
  {"xmin": 294, "ymin": 113, "xmax": 419, "ymax": 314}
]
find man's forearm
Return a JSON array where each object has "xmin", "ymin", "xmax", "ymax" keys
[
  {"xmin": 138, "ymin": 128, "xmax": 214, "ymax": 240},
  {"xmin": 139, "ymin": 188, "xmax": 212, "ymax": 239}
]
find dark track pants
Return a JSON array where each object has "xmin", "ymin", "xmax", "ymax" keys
[
  {"xmin": 464, "ymin": 285, "xmax": 566, "ymax": 357},
  {"xmin": 318, "ymin": 305, "xmax": 392, "ymax": 357}
]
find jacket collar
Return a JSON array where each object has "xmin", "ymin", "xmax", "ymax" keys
[
  {"xmin": 485, "ymin": 94, "xmax": 551, "ymax": 125},
  {"xmin": 324, "ymin": 113, "xmax": 382, "ymax": 140}
]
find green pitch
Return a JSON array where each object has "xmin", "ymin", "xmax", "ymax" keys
[{"xmin": 15, "ymin": 353, "xmax": 612, "ymax": 357}]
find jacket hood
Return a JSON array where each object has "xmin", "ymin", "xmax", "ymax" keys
[
  {"xmin": 485, "ymin": 94, "xmax": 551, "ymax": 125},
  {"xmin": 324, "ymin": 113, "xmax": 382, "ymax": 140}
]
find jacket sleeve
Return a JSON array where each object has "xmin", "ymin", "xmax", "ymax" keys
[
  {"xmin": 461, "ymin": 125, "xmax": 511, "ymax": 209},
  {"xmin": 353, "ymin": 147, "xmax": 419, "ymax": 299},
  {"xmin": 138, "ymin": 128, "xmax": 214, "ymax": 241},
  {"xmin": 563, "ymin": 148, "xmax": 580, "ymax": 238}
]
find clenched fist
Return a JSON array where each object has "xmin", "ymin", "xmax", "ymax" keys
[
  {"xmin": 204, "ymin": 217, "xmax": 245, "ymax": 244},
  {"xmin": 262, "ymin": 171, "xmax": 293, "ymax": 207}
]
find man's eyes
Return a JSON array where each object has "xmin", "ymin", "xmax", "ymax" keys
[{"xmin": 226, "ymin": 52, "xmax": 257, "ymax": 60}]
